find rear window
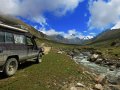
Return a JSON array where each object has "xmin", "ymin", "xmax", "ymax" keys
[
  {"xmin": 5, "ymin": 32, "xmax": 14, "ymax": 43},
  {"xmin": 0, "ymin": 31, "xmax": 5, "ymax": 43},
  {"xmin": 14, "ymin": 34, "xmax": 26, "ymax": 44}
]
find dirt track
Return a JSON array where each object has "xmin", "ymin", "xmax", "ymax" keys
[{"xmin": 43, "ymin": 47, "xmax": 51, "ymax": 54}]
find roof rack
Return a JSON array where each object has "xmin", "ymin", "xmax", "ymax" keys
[{"xmin": 0, "ymin": 23, "xmax": 28, "ymax": 33}]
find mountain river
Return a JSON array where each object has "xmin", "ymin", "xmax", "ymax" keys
[{"xmin": 73, "ymin": 52, "xmax": 120, "ymax": 84}]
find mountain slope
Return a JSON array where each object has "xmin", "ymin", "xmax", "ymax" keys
[
  {"xmin": 87, "ymin": 29, "xmax": 120, "ymax": 46},
  {"xmin": 0, "ymin": 15, "xmax": 46, "ymax": 39},
  {"xmin": 47, "ymin": 34, "xmax": 85, "ymax": 44}
]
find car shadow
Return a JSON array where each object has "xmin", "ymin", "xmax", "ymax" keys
[
  {"xmin": 0, "ymin": 61, "xmax": 36, "ymax": 80},
  {"xmin": 18, "ymin": 61, "xmax": 36, "ymax": 70}
]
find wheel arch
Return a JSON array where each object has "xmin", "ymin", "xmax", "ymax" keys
[{"xmin": 6, "ymin": 55, "xmax": 19, "ymax": 64}]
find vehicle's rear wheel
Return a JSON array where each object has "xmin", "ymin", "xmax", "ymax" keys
[
  {"xmin": 4, "ymin": 58, "xmax": 18, "ymax": 77},
  {"xmin": 35, "ymin": 53, "xmax": 42, "ymax": 64}
]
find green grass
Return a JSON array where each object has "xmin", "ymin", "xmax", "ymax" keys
[
  {"xmin": 86, "ymin": 38, "xmax": 120, "ymax": 59},
  {"xmin": 0, "ymin": 50, "xmax": 94, "ymax": 90},
  {"xmin": 36, "ymin": 38, "xmax": 81, "ymax": 48}
]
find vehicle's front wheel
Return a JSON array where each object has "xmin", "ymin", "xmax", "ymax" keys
[
  {"xmin": 4, "ymin": 58, "xmax": 18, "ymax": 77},
  {"xmin": 35, "ymin": 53, "xmax": 42, "ymax": 64}
]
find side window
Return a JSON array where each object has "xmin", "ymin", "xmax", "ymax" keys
[
  {"xmin": 14, "ymin": 34, "xmax": 26, "ymax": 44},
  {"xmin": 0, "ymin": 31, "xmax": 5, "ymax": 43},
  {"xmin": 5, "ymin": 32, "xmax": 14, "ymax": 43},
  {"xmin": 27, "ymin": 37, "xmax": 33, "ymax": 46}
]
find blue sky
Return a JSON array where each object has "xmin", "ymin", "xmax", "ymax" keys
[
  {"xmin": 18, "ymin": 0, "xmax": 94, "ymax": 39},
  {"xmin": 0, "ymin": 0, "xmax": 120, "ymax": 39}
]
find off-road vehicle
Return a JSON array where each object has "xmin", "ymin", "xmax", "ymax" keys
[{"xmin": 0, "ymin": 23, "xmax": 43, "ymax": 76}]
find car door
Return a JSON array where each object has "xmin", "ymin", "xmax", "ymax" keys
[
  {"xmin": 26, "ymin": 37, "xmax": 38, "ymax": 59},
  {"xmin": 13, "ymin": 34, "xmax": 28, "ymax": 60}
]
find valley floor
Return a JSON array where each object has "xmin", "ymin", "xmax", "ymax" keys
[{"xmin": 0, "ymin": 49, "xmax": 95, "ymax": 90}]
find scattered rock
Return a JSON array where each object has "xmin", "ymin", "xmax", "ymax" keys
[
  {"xmin": 68, "ymin": 51, "xmax": 74, "ymax": 58},
  {"xmin": 116, "ymin": 62, "xmax": 120, "ymax": 68},
  {"xmin": 57, "ymin": 51, "xmax": 63, "ymax": 54},
  {"xmin": 95, "ymin": 74, "xmax": 106, "ymax": 84},
  {"xmin": 95, "ymin": 58, "xmax": 103, "ymax": 64},
  {"xmin": 89, "ymin": 54, "xmax": 99, "ymax": 62},
  {"xmin": 104, "ymin": 61, "xmax": 115, "ymax": 66},
  {"xmin": 92, "ymin": 54, "xmax": 99, "ymax": 59},
  {"xmin": 109, "ymin": 65, "xmax": 116, "ymax": 71},
  {"xmin": 70, "ymin": 87, "xmax": 77, "ymax": 90},
  {"xmin": 76, "ymin": 83, "xmax": 85, "ymax": 87},
  {"xmin": 94, "ymin": 84, "xmax": 103, "ymax": 90},
  {"xmin": 115, "ymin": 72, "xmax": 120, "ymax": 84}
]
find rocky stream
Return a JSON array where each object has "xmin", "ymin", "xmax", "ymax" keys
[{"xmin": 73, "ymin": 52, "xmax": 120, "ymax": 90}]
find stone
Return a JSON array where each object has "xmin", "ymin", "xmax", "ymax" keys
[
  {"xmin": 94, "ymin": 84, "xmax": 103, "ymax": 90},
  {"xmin": 89, "ymin": 54, "xmax": 99, "ymax": 62},
  {"xmin": 109, "ymin": 65, "xmax": 116, "ymax": 71},
  {"xmin": 95, "ymin": 74, "xmax": 106, "ymax": 84},
  {"xmin": 76, "ymin": 83, "xmax": 85, "ymax": 87},
  {"xmin": 70, "ymin": 87, "xmax": 77, "ymax": 90},
  {"xmin": 92, "ymin": 54, "xmax": 99, "ymax": 59},
  {"xmin": 57, "ymin": 50, "xmax": 63, "ymax": 54},
  {"xmin": 116, "ymin": 62, "xmax": 120, "ymax": 68},
  {"xmin": 95, "ymin": 58, "xmax": 103, "ymax": 64},
  {"xmin": 115, "ymin": 72, "xmax": 120, "ymax": 84},
  {"xmin": 104, "ymin": 61, "xmax": 115, "ymax": 66}
]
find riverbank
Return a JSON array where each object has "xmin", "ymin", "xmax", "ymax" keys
[{"xmin": 64, "ymin": 47, "xmax": 120, "ymax": 90}]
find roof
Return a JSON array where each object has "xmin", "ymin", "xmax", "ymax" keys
[{"xmin": 0, "ymin": 23, "xmax": 28, "ymax": 33}]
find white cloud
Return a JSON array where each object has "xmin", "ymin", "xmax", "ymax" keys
[
  {"xmin": 89, "ymin": 0, "xmax": 120, "ymax": 29},
  {"xmin": 68, "ymin": 29, "xmax": 77, "ymax": 36},
  {"xmin": 39, "ymin": 28, "xmax": 94, "ymax": 39},
  {"xmin": 0, "ymin": 0, "xmax": 83, "ymax": 25},
  {"xmin": 64, "ymin": 29, "xmax": 78, "ymax": 39},
  {"xmin": 83, "ymin": 31, "xmax": 87, "ymax": 33},
  {"xmin": 89, "ymin": 32, "xmax": 96, "ymax": 35},
  {"xmin": 0, "ymin": 0, "xmax": 19, "ymax": 15},
  {"xmin": 39, "ymin": 28, "xmax": 64, "ymax": 36},
  {"xmin": 111, "ymin": 21, "xmax": 120, "ymax": 29},
  {"xmin": 33, "ymin": 16, "xmax": 47, "ymax": 27}
]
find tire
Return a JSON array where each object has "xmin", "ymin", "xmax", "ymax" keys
[
  {"xmin": 35, "ymin": 53, "xmax": 42, "ymax": 64},
  {"xmin": 4, "ymin": 58, "xmax": 18, "ymax": 77}
]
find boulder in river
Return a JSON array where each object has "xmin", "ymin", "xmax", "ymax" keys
[
  {"xmin": 89, "ymin": 54, "xmax": 99, "ymax": 62},
  {"xmin": 103, "ymin": 60, "xmax": 116, "ymax": 66},
  {"xmin": 95, "ymin": 58, "xmax": 103, "ymax": 64},
  {"xmin": 116, "ymin": 62, "xmax": 120, "ymax": 68},
  {"xmin": 109, "ymin": 65, "xmax": 116, "ymax": 71}
]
